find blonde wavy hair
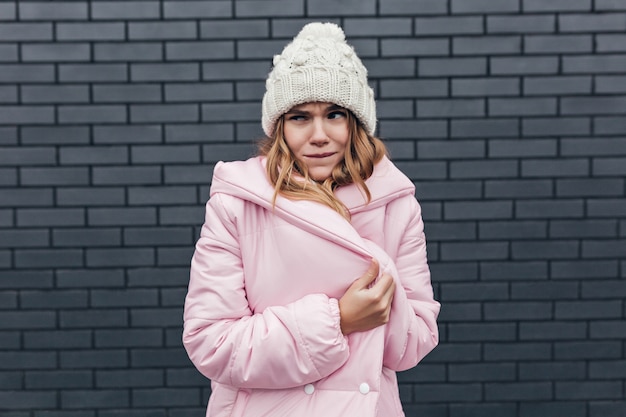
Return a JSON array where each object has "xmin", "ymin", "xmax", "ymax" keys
[{"xmin": 258, "ymin": 108, "xmax": 387, "ymax": 219}]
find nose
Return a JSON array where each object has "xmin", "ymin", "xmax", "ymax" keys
[{"xmin": 310, "ymin": 118, "xmax": 329, "ymax": 146}]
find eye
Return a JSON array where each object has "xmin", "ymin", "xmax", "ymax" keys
[
  {"xmin": 287, "ymin": 114, "xmax": 307, "ymax": 121},
  {"xmin": 328, "ymin": 111, "xmax": 346, "ymax": 120}
]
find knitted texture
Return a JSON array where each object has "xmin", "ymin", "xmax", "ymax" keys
[{"xmin": 262, "ymin": 22, "xmax": 376, "ymax": 136}]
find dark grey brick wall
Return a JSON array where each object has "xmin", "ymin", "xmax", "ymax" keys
[{"xmin": 1, "ymin": 1, "xmax": 625, "ymax": 416}]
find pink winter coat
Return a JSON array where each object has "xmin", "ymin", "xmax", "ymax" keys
[{"xmin": 183, "ymin": 155, "xmax": 440, "ymax": 417}]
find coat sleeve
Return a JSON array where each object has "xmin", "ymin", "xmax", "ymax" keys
[
  {"xmin": 182, "ymin": 193, "xmax": 350, "ymax": 389},
  {"xmin": 382, "ymin": 196, "xmax": 440, "ymax": 371}
]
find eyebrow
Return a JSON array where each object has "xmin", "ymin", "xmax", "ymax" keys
[{"xmin": 286, "ymin": 104, "xmax": 344, "ymax": 115}]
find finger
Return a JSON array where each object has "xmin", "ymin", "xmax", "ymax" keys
[{"xmin": 356, "ymin": 258, "xmax": 379, "ymax": 288}]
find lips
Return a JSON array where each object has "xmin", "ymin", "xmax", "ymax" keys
[{"xmin": 305, "ymin": 152, "xmax": 335, "ymax": 158}]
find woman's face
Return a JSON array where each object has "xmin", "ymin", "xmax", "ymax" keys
[{"xmin": 282, "ymin": 102, "xmax": 350, "ymax": 181}]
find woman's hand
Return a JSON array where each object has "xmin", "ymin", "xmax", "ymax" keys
[{"xmin": 338, "ymin": 258, "xmax": 395, "ymax": 335}]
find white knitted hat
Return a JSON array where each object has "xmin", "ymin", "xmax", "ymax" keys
[{"xmin": 262, "ymin": 22, "xmax": 376, "ymax": 137}]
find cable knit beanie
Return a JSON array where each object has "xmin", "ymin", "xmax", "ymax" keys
[{"xmin": 262, "ymin": 22, "xmax": 376, "ymax": 137}]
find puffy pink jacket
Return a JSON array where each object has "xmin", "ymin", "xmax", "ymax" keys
[{"xmin": 183, "ymin": 156, "xmax": 440, "ymax": 417}]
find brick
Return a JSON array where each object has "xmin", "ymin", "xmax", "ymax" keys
[
  {"xmin": 415, "ymin": 16, "xmax": 483, "ymax": 35},
  {"xmin": 57, "ymin": 269, "xmax": 125, "ymax": 288},
  {"xmin": 451, "ymin": 118, "xmax": 518, "ymax": 138},
  {"xmin": 95, "ymin": 329, "xmax": 162, "ymax": 347},
  {"xmin": 451, "ymin": 404, "xmax": 517, "ymax": 417},
  {"xmin": 583, "ymin": 239, "xmax": 626, "ymax": 259},
  {"xmin": 491, "ymin": 56, "xmax": 558, "ymax": 75},
  {"xmin": 419, "ymin": 140, "xmax": 485, "ymax": 160},
  {"xmin": 97, "ymin": 369, "xmax": 163, "ymax": 388},
  {"xmin": 166, "ymin": 41, "xmax": 234, "ymax": 61},
  {"xmin": 520, "ymin": 322, "xmax": 586, "ymax": 340},
  {"xmin": 58, "ymin": 22, "xmax": 125, "ymax": 41},
  {"xmin": 451, "ymin": 160, "xmax": 518, "ymax": 178},
  {"xmin": 133, "ymin": 387, "xmax": 199, "ymax": 407},
  {"xmin": 0, "ymin": 3, "xmax": 15, "ymax": 20},
  {"xmin": 0, "ymin": 85, "xmax": 17, "ymax": 102},
  {"xmin": 526, "ymin": 35, "xmax": 592, "ymax": 53},
  {"xmin": 418, "ymin": 98, "xmax": 484, "ymax": 118},
  {"xmin": 26, "ymin": 370, "xmax": 92, "ymax": 389},
  {"xmin": 438, "ymin": 303, "xmax": 481, "ymax": 323},
  {"xmin": 62, "ymin": 389, "xmax": 129, "ymax": 409},
  {"xmin": 557, "ymin": 381, "xmax": 623, "ymax": 400},
  {"xmin": 0, "ymin": 271, "xmax": 54, "ymax": 289},
  {"xmin": 0, "ymin": 106, "xmax": 54, "ymax": 125},
  {"xmin": 53, "ymin": 228, "xmax": 121, "ymax": 247},
  {"xmin": 0, "ymin": 188, "xmax": 53, "ymax": 208},
  {"xmin": 57, "ymin": 187, "xmax": 125, "ymax": 206},
  {"xmin": 0, "ymin": 229, "xmax": 48, "ymax": 248},
  {"xmin": 87, "ymin": 248, "xmax": 154, "ymax": 267},
  {"xmin": 524, "ymin": 76, "xmax": 592, "ymax": 95},
  {"xmin": 413, "ymin": 383, "xmax": 482, "ymax": 402},
  {"xmin": 552, "ymin": 260, "xmax": 619, "ymax": 279},
  {"xmin": 0, "ymin": 390, "xmax": 56, "ymax": 410},
  {"xmin": 24, "ymin": 330, "xmax": 91, "ymax": 349},
  {"xmin": 485, "ymin": 301, "xmax": 552, "ymax": 321},
  {"xmin": 557, "ymin": 178, "xmax": 623, "ymax": 197},
  {"xmin": 95, "ymin": 42, "xmax": 163, "ymax": 62},
  {"xmin": 0, "ymin": 351, "xmax": 56, "ymax": 369},
  {"xmin": 452, "ymin": 77, "xmax": 519, "ymax": 97},
  {"xmin": 92, "ymin": 1, "xmax": 160, "ymax": 19},
  {"xmin": 595, "ymin": 0, "xmax": 626, "ymax": 9},
  {"xmin": 449, "ymin": 363, "xmax": 515, "ymax": 382},
  {"xmin": 589, "ymin": 402, "xmax": 626, "ymax": 417},
  {"xmin": 91, "ymin": 288, "xmax": 158, "ymax": 308},
  {"xmin": 454, "ymin": 36, "xmax": 521, "ymax": 55},
  {"xmin": 487, "ymin": 15, "xmax": 555, "ymax": 33},
  {"xmin": 131, "ymin": 348, "xmax": 189, "ymax": 367},
  {"xmin": 557, "ymin": 300, "xmax": 622, "ymax": 319},
  {"xmin": 20, "ymin": 2, "xmax": 87, "ymax": 20},
  {"xmin": 380, "ymin": 120, "xmax": 447, "ymax": 139},
  {"xmin": 131, "ymin": 145, "xmax": 199, "ymax": 164},
  {"xmin": 582, "ymin": 280, "xmax": 626, "ymax": 298},
  {"xmin": 419, "ymin": 57, "xmax": 487, "ymax": 76},
  {"xmin": 523, "ymin": 0, "xmax": 591, "ymax": 11},
  {"xmin": 93, "ymin": 166, "xmax": 161, "ymax": 185},
  {"xmin": 59, "ymin": 105, "xmax": 127, "ymax": 124},
  {"xmin": 550, "ymin": 220, "xmax": 618, "ymax": 238},
  {"xmin": 491, "ymin": 97, "xmax": 557, "ymax": 116},
  {"xmin": 479, "ymin": 220, "xmax": 546, "ymax": 239},
  {"xmin": 0, "ymin": 23, "xmax": 52, "ymax": 41},
  {"xmin": 0, "ymin": 44, "xmax": 17, "ymax": 62},
  {"xmin": 449, "ymin": 323, "xmax": 516, "ymax": 341},
  {"xmin": 0, "ymin": 311, "xmax": 56, "ymax": 330},
  {"xmin": 21, "ymin": 290, "xmax": 87, "ymax": 309},
  {"xmin": 166, "ymin": 123, "xmax": 234, "ymax": 143},
  {"xmin": 21, "ymin": 126, "xmax": 89, "ymax": 145},
  {"xmin": 484, "ymin": 342, "xmax": 551, "ymax": 361},
  {"xmin": 415, "ymin": 181, "xmax": 482, "ymax": 201},
  {"xmin": 161, "ymin": 288, "xmax": 186, "ymax": 306},
  {"xmin": 0, "ymin": 146, "xmax": 56, "ymax": 166},
  {"xmin": 486, "ymin": 382, "xmax": 553, "ymax": 401},
  {"xmin": 21, "ymin": 85, "xmax": 89, "ymax": 104},
  {"xmin": 522, "ymin": 158, "xmax": 589, "ymax": 177},
  {"xmin": 445, "ymin": 201, "xmax": 513, "ymax": 220},
  {"xmin": 441, "ymin": 282, "xmax": 507, "ymax": 301},
  {"xmin": 124, "ymin": 227, "xmax": 192, "ymax": 246},
  {"xmin": 131, "ymin": 104, "xmax": 198, "ymax": 123},
  {"xmin": 131, "ymin": 308, "xmax": 182, "ymax": 328},
  {"xmin": 489, "ymin": 139, "xmax": 557, "ymax": 158},
  {"xmin": 17, "ymin": 208, "xmax": 85, "ymax": 227},
  {"xmin": 131, "ymin": 63, "xmax": 199, "ymax": 82},
  {"xmin": 60, "ymin": 146, "xmax": 128, "ymax": 165},
  {"xmin": 364, "ymin": 58, "xmax": 417, "ymax": 78},
  {"xmin": 597, "ymin": 34, "xmax": 626, "ymax": 52},
  {"xmin": 164, "ymin": 1, "xmax": 231, "ymax": 18},
  {"xmin": 200, "ymin": 20, "xmax": 268, "ymax": 39},
  {"xmin": 60, "ymin": 310, "xmax": 127, "ymax": 329},
  {"xmin": 93, "ymin": 84, "xmax": 161, "ymax": 104},
  {"xmin": 523, "ymin": 117, "xmax": 591, "ymax": 136},
  {"xmin": 560, "ymin": 13, "xmax": 626, "ymax": 32},
  {"xmin": 22, "ymin": 43, "xmax": 90, "ymax": 62},
  {"xmin": 441, "ymin": 242, "xmax": 508, "ymax": 261},
  {"xmin": 307, "ymin": 0, "xmax": 375, "ymax": 15},
  {"xmin": 129, "ymin": 21, "xmax": 196, "ymax": 40},
  {"xmin": 596, "ymin": 75, "xmax": 626, "ymax": 93},
  {"xmin": 512, "ymin": 281, "xmax": 578, "ymax": 300},
  {"xmin": 588, "ymin": 199, "xmax": 626, "ymax": 217},
  {"xmin": 382, "ymin": 38, "xmax": 449, "ymax": 57},
  {"xmin": 157, "ymin": 246, "xmax": 194, "ymax": 266},
  {"xmin": 563, "ymin": 95, "xmax": 626, "ymax": 115},
  {"xmin": 15, "ymin": 248, "xmax": 83, "ymax": 268},
  {"xmin": 59, "ymin": 64, "xmax": 128, "ymax": 82},
  {"xmin": 563, "ymin": 55, "xmax": 626, "ymax": 74},
  {"xmin": 452, "ymin": 0, "xmax": 518, "ymax": 13},
  {"xmin": 594, "ymin": 158, "xmax": 626, "ymax": 176},
  {"xmin": 521, "ymin": 402, "xmax": 587, "ymax": 417},
  {"xmin": 379, "ymin": 0, "xmax": 447, "ymax": 14},
  {"xmin": 89, "ymin": 207, "xmax": 157, "ymax": 226},
  {"xmin": 520, "ymin": 362, "xmax": 586, "ymax": 381},
  {"xmin": 377, "ymin": 100, "xmax": 414, "ymax": 119},
  {"xmin": 343, "ymin": 18, "xmax": 412, "ymax": 36},
  {"xmin": 590, "ymin": 321, "xmax": 626, "ymax": 338},
  {"xmin": 0, "ymin": 64, "xmax": 54, "ymax": 82},
  {"xmin": 127, "ymin": 267, "xmax": 190, "ymax": 287},
  {"xmin": 236, "ymin": 0, "xmax": 303, "ymax": 17},
  {"xmin": 512, "ymin": 240, "xmax": 579, "ymax": 259},
  {"xmin": 517, "ymin": 200, "xmax": 584, "ymax": 219},
  {"xmin": 562, "ymin": 138, "xmax": 626, "ymax": 156}
]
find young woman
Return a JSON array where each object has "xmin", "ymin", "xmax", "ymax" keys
[{"xmin": 183, "ymin": 22, "xmax": 440, "ymax": 417}]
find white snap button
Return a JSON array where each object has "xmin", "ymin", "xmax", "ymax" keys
[
  {"xmin": 359, "ymin": 382, "xmax": 370, "ymax": 394},
  {"xmin": 304, "ymin": 384, "xmax": 315, "ymax": 395}
]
